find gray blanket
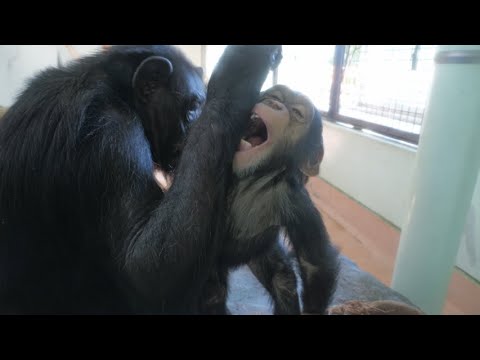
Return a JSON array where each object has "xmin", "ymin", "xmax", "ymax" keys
[{"xmin": 227, "ymin": 255, "xmax": 417, "ymax": 315}]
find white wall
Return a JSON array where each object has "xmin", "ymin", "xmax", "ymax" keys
[
  {"xmin": 321, "ymin": 120, "xmax": 417, "ymax": 228},
  {"xmin": 0, "ymin": 45, "xmax": 58, "ymax": 106},
  {"xmin": 321, "ymin": 119, "xmax": 480, "ymax": 282},
  {"xmin": 175, "ymin": 45, "xmax": 202, "ymax": 67},
  {"xmin": 0, "ymin": 45, "xmax": 105, "ymax": 107}
]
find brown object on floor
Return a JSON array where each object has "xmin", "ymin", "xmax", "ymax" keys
[{"xmin": 328, "ymin": 300, "xmax": 424, "ymax": 315}]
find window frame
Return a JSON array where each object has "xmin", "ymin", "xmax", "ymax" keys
[
  {"xmin": 202, "ymin": 45, "xmax": 424, "ymax": 145},
  {"xmin": 326, "ymin": 45, "xmax": 420, "ymax": 145}
]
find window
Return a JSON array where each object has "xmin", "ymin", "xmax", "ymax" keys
[
  {"xmin": 204, "ymin": 45, "xmax": 437, "ymax": 145},
  {"xmin": 338, "ymin": 45, "xmax": 437, "ymax": 142},
  {"xmin": 276, "ymin": 45, "xmax": 335, "ymax": 112}
]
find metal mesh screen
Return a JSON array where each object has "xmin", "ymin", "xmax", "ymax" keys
[
  {"xmin": 204, "ymin": 45, "xmax": 437, "ymax": 143},
  {"xmin": 339, "ymin": 45, "xmax": 437, "ymax": 135}
]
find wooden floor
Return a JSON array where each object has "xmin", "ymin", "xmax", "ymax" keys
[{"xmin": 307, "ymin": 177, "xmax": 480, "ymax": 315}]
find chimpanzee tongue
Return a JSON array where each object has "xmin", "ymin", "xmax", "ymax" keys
[
  {"xmin": 246, "ymin": 136, "xmax": 264, "ymax": 146},
  {"xmin": 237, "ymin": 136, "xmax": 265, "ymax": 152}
]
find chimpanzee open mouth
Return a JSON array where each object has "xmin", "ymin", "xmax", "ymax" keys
[{"xmin": 237, "ymin": 113, "xmax": 269, "ymax": 152}]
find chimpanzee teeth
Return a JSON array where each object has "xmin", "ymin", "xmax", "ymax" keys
[{"xmin": 251, "ymin": 113, "xmax": 260, "ymax": 120}]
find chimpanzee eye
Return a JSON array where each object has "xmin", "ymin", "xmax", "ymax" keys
[
  {"xmin": 292, "ymin": 108, "xmax": 303, "ymax": 118},
  {"xmin": 185, "ymin": 98, "xmax": 202, "ymax": 123},
  {"xmin": 261, "ymin": 96, "xmax": 285, "ymax": 112},
  {"xmin": 261, "ymin": 93, "xmax": 282, "ymax": 103},
  {"xmin": 269, "ymin": 94, "xmax": 282, "ymax": 102}
]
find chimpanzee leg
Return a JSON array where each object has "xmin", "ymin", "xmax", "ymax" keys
[
  {"xmin": 248, "ymin": 241, "xmax": 300, "ymax": 315},
  {"xmin": 287, "ymin": 191, "xmax": 340, "ymax": 314}
]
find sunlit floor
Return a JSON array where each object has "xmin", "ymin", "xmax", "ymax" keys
[{"xmin": 307, "ymin": 177, "xmax": 480, "ymax": 315}]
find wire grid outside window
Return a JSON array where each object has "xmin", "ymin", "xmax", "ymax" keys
[
  {"xmin": 204, "ymin": 45, "xmax": 437, "ymax": 144},
  {"xmin": 339, "ymin": 45, "xmax": 437, "ymax": 135}
]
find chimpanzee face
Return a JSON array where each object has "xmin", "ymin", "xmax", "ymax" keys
[
  {"xmin": 233, "ymin": 84, "xmax": 323, "ymax": 178},
  {"xmin": 132, "ymin": 52, "xmax": 205, "ymax": 170}
]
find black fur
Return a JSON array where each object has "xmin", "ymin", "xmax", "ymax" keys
[
  {"xmin": 200, "ymin": 96, "xmax": 340, "ymax": 315},
  {"xmin": 0, "ymin": 45, "xmax": 281, "ymax": 314}
]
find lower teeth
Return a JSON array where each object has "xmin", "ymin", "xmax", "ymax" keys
[{"xmin": 238, "ymin": 139, "xmax": 253, "ymax": 151}]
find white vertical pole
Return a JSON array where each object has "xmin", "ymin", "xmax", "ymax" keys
[{"xmin": 391, "ymin": 45, "xmax": 480, "ymax": 314}]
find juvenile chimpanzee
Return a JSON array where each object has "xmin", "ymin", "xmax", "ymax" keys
[
  {"xmin": 199, "ymin": 85, "xmax": 340, "ymax": 315},
  {"xmin": 0, "ymin": 45, "xmax": 282, "ymax": 314}
]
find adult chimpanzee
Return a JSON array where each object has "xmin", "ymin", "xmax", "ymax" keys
[
  {"xmin": 0, "ymin": 45, "xmax": 282, "ymax": 314},
  {"xmin": 198, "ymin": 85, "xmax": 340, "ymax": 315}
]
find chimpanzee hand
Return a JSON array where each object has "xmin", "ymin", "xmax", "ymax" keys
[{"xmin": 207, "ymin": 45, "xmax": 282, "ymax": 115}]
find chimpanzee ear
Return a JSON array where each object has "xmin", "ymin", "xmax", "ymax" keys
[
  {"xmin": 132, "ymin": 56, "xmax": 173, "ymax": 102},
  {"xmin": 300, "ymin": 147, "xmax": 324, "ymax": 177}
]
